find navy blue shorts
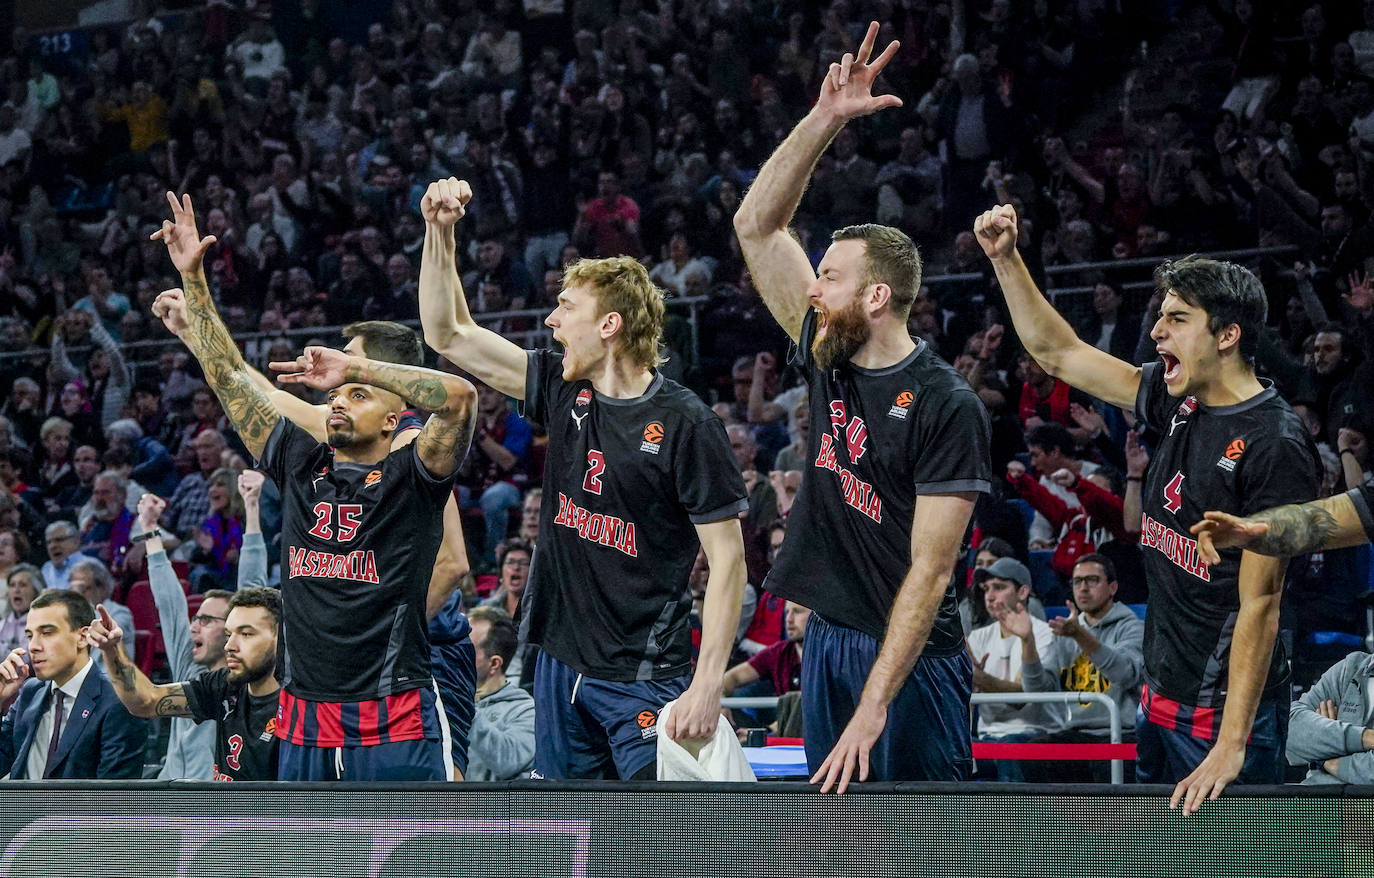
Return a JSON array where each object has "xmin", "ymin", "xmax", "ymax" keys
[
  {"xmin": 802, "ymin": 613, "xmax": 973, "ymax": 782},
  {"xmin": 532, "ymin": 650, "xmax": 688, "ymax": 780},
  {"xmin": 277, "ymin": 735, "xmax": 447, "ymax": 781},
  {"xmin": 432, "ymin": 637, "xmax": 476, "ymax": 777},
  {"xmin": 1135, "ymin": 697, "xmax": 1288, "ymax": 785}
]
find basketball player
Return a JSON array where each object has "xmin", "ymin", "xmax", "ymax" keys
[
  {"xmin": 734, "ymin": 21, "xmax": 992, "ymax": 793},
  {"xmin": 151, "ymin": 191, "xmax": 477, "ymax": 781},
  {"xmin": 974, "ymin": 203, "xmax": 1319, "ymax": 813},
  {"xmin": 417, "ymin": 178, "xmax": 748, "ymax": 780},
  {"xmin": 152, "ymin": 298, "xmax": 476, "ymax": 778},
  {"xmin": 90, "ymin": 587, "xmax": 283, "ymax": 781}
]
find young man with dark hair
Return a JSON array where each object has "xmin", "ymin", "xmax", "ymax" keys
[
  {"xmin": 733, "ymin": 22, "xmax": 992, "ymax": 793},
  {"xmin": 0, "ymin": 589, "xmax": 146, "ymax": 779},
  {"xmin": 976, "ymin": 202, "xmax": 1320, "ymax": 812},
  {"xmin": 90, "ymin": 586, "xmax": 282, "ymax": 781},
  {"xmin": 465, "ymin": 605, "xmax": 536, "ymax": 781},
  {"xmin": 418, "ymin": 176, "xmax": 748, "ymax": 781},
  {"xmin": 150, "ymin": 191, "xmax": 478, "ymax": 782}
]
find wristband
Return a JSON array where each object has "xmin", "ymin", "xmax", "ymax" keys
[
  {"xmin": 1341, "ymin": 449, "xmax": 1357, "ymax": 457},
  {"xmin": 130, "ymin": 528, "xmax": 162, "ymax": 543},
  {"xmin": 1126, "ymin": 476, "xmax": 1143, "ymax": 482}
]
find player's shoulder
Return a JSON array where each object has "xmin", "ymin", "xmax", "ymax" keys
[{"xmin": 644, "ymin": 374, "xmax": 720, "ymax": 427}]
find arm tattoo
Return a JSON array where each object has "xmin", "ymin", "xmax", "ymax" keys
[
  {"xmin": 179, "ymin": 273, "xmax": 280, "ymax": 451},
  {"xmin": 153, "ymin": 684, "xmax": 191, "ymax": 718},
  {"xmin": 352, "ymin": 361, "xmax": 451, "ymax": 412},
  {"xmin": 109, "ymin": 651, "xmax": 137, "ymax": 693},
  {"xmin": 1247, "ymin": 501, "xmax": 1339, "ymax": 556},
  {"xmin": 417, "ymin": 411, "xmax": 476, "ymax": 475}
]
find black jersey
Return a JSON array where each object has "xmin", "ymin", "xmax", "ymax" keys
[
  {"xmin": 257, "ymin": 419, "xmax": 455, "ymax": 701},
  {"xmin": 520, "ymin": 351, "xmax": 748, "ymax": 682},
  {"xmin": 1134, "ymin": 362, "xmax": 1319, "ymax": 711},
  {"xmin": 766, "ymin": 310, "xmax": 993, "ymax": 650},
  {"xmin": 1352, "ymin": 484, "xmax": 1374, "ymax": 542},
  {"xmin": 183, "ymin": 669, "xmax": 280, "ymax": 782}
]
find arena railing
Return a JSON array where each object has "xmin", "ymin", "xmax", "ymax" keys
[{"xmin": 0, "ymin": 243, "xmax": 1301, "ymax": 373}]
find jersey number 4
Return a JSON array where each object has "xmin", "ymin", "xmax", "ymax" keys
[
  {"xmin": 308, "ymin": 502, "xmax": 363, "ymax": 541},
  {"xmin": 583, "ymin": 450, "xmax": 605, "ymax": 495},
  {"xmin": 1163, "ymin": 472, "xmax": 1185, "ymax": 515}
]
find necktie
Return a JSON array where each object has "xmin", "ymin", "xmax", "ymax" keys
[{"xmin": 42, "ymin": 690, "xmax": 65, "ymax": 778}]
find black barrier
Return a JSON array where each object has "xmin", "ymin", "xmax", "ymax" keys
[{"xmin": 0, "ymin": 781, "xmax": 1367, "ymax": 877}]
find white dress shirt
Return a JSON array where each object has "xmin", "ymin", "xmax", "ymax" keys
[{"xmin": 25, "ymin": 657, "xmax": 94, "ymax": 780}]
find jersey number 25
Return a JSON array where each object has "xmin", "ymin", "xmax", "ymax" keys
[{"xmin": 308, "ymin": 502, "xmax": 363, "ymax": 541}]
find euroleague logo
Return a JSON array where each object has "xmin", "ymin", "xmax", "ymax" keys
[
  {"xmin": 888, "ymin": 389, "xmax": 914, "ymax": 420},
  {"xmin": 636, "ymin": 708, "xmax": 659, "ymax": 740},
  {"xmin": 639, "ymin": 421, "xmax": 665, "ymax": 454},
  {"xmin": 364, "ymin": 469, "xmax": 382, "ymax": 487},
  {"xmin": 1216, "ymin": 438, "xmax": 1246, "ymax": 472}
]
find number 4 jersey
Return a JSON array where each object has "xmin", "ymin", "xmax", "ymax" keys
[
  {"xmin": 1134, "ymin": 362, "xmax": 1319, "ymax": 719},
  {"xmin": 256, "ymin": 419, "xmax": 455, "ymax": 702},
  {"xmin": 520, "ymin": 351, "xmax": 748, "ymax": 683}
]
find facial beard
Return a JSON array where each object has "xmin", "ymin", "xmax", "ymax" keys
[
  {"xmin": 326, "ymin": 425, "xmax": 356, "ymax": 448},
  {"xmin": 227, "ymin": 653, "xmax": 275, "ymax": 687},
  {"xmin": 812, "ymin": 297, "xmax": 872, "ymax": 371}
]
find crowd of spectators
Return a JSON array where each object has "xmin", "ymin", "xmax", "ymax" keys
[{"xmin": 0, "ymin": 0, "xmax": 1370, "ymax": 780}]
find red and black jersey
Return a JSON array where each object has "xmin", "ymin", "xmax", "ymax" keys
[
  {"xmin": 256, "ymin": 419, "xmax": 455, "ymax": 702},
  {"xmin": 766, "ymin": 310, "xmax": 992, "ymax": 653},
  {"xmin": 519, "ymin": 351, "xmax": 748, "ymax": 683},
  {"xmin": 183, "ymin": 669, "xmax": 279, "ymax": 781},
  {"xmin": 1133, "ymin": 362, "xmax": 1319, "ymax": 726}
]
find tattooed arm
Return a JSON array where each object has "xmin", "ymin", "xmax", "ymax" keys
[
  {"xmin": 150, "ymin": 192, "xmax": 281, "ymax": 457},
  {"xmin": 87, "ymin": 604, "xmax": 192, "ymax": 718},
  {"xmin": 1192, "ymin": 493, "xmax": 1368, "ymax": 565},
  {"xmin": 273, "ymin": 347, "xmax": 478, "ymax": 479}
]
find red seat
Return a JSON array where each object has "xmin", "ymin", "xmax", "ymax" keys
[
  {"xmin": 124, "ymin": 582, "xmax": 167, "ymax": 677},
  {"xmin": 185, "ymin": 593, "xmax": 204, "ymax": 620},
  {"xmin": 171, "ymin": 560, "xmax": 191, "ymax": 582}
]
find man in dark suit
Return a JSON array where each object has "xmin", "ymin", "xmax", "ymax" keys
[{"xmin": 0, "ymin": 589, "xmax": 146, "ymax": 779}]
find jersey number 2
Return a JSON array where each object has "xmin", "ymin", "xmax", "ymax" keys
[
  {"xmin": 308, "ymin": 502, "xmax": 363, "ymax": 541},
  {"xmin": 583, "ymin": 450, "xmax": 605, "ymax": 495}
]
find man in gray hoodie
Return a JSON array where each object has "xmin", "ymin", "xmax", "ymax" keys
[
  {"xmin": 465, "ymin": 606, "xmax": 536, "ymax": 781},
  {"xmin": 1021, "ymin": 553, "xmax": 1145, "ymax": 781},
  {"xmin": 1288, "ymin": 651, "xmax": 1374, "ymax": 784}
]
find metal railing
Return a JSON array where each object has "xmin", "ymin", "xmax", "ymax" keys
[{"xmin": 723, "ymin": 691, "xmax": 1128, "ymax": 784}]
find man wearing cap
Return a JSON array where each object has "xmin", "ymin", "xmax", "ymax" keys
[{"xmin": 966, "ymin": 557, "xmax": 1072, "ymax": 781}]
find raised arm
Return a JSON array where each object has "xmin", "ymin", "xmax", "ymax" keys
[
  {"xmin": 975, "ymin": 204, "xmax": 1142, "ymax": 410},
  {"xmin": 812, "ymin": 491, "xmax": 978, "ymax": 794},
  {"xmin": 152, "ymin": 289, "xmax": 330, "ymax": 442},
  {"xmin": 88, "ymin": 604, "xmax": 191, "ymax": 719},
  {"xmin": 150, "ymin": 192, "xmax": 280, "ymax": 458},
  {"xmin": 734, "ymin": 21, "xmax": 902, "ymax": 344},
  {"xmin": 273, "ymin": 346, "xmax": 477, "ymax": 479},
  {"xmin": 418, "ymin": 177, "xmax": 528, "ymax": 399}
]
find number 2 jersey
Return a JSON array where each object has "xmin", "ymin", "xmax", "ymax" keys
[
  {"xmin": 256, "ymin": 419, "xmax": 455, "ymax": 703},
  {"xmin": 1134, "ymin": 362, "xmax": 1319, "ymax": 729},
  {"xmin": 766, "ymin": 310, "xmax": 993, "ymax": 651},
  {"xmin": 520, "ymin": 351, "xmax": 748, "ymax": 683}
]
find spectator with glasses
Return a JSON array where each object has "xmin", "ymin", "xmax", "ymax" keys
[
  {"xmin": 130, "ymin": 492, "xmax": 229, "ymax": 779},
  {"xmin": 479, "ymin": 539, "xmax": 533, "ymax": 680},
  {"xmin": 39, "ymin": 522, "xmax": 81, "ymax": 591}
]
